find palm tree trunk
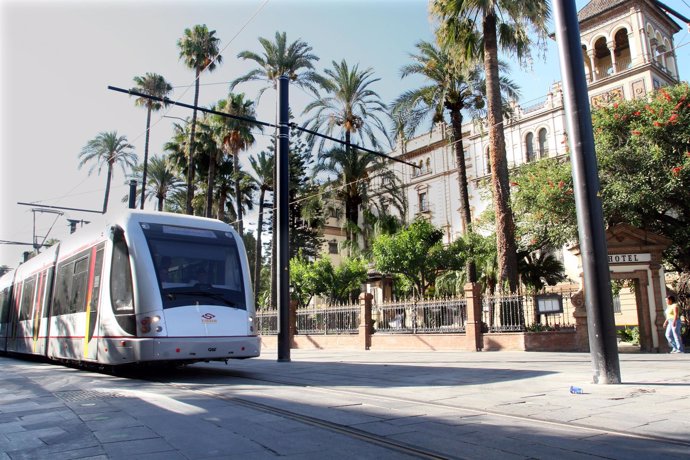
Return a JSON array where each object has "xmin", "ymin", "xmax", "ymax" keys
[
  {"xmin": 217, "ymin": 182, "xmax": 228, "ymax": 221},
  {"xmin": 483, "ymin": 12, "xmax": 518, "ymax": 293},
  {"xmin": 205, "ymin": 154, "xmax": 216, "ymax": 218},
  {"xmin": 141, "ymin": 107, "xmax": 152, "ymax": 210},
  {"xmin": 157, "ymin": 193, "xmax": 164, "ymax": 211},
  {"xmin": 186, "ymin": 69, "xmax": 201, "ymax": 215},
  {"xmin": 253, "ymin": 187, "xmax": 266, "ymax": 306},
  {"xmin": 103, "ymin": 161, "xmax": 113, "ymax": 214},
  {"xmin": 234, "ymin": 150, "xmax": 243, "ymax": 235},
  {"xmin": 449, "ymin": 109, "xmax": 477, "ymax": 283}
]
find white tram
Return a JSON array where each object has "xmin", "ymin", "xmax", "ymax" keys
[{"xmin": 0, "ymin": 210, "xmax": 260, "ymax": 366}]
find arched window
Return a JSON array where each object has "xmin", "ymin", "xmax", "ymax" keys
[
  {"xmin": 538, "ymin": 128, "xmax": 548, "ymax": 159},
  {"xmin": 525, "ymin": 133, "xmax": 535, "ymax": 162}
]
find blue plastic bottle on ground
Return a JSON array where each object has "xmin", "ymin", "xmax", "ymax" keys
[{"xmin": 570, "ymin": 386, "xmax": 584, "ymax": 394}]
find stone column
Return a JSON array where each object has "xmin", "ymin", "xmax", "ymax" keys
[
  {"xmin": 608, "ymin": 40, "xmax": 618, "ymax": 74},
  {"xmin": 587, "ymin": 49, "xmax": 597, "ymax": 82},
  {"xmin": 464, "ymin": 283, "xmax": 483, "ymax": 351},
  {"xmin": 359, "ymin": 292, "xmax": 373, "ymax": 350}
]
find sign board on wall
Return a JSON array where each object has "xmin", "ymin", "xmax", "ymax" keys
[{"xmin": 608, "ymin": 253, "xmax": 651, "ymax": 264}]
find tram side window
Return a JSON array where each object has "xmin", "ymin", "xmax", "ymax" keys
[
  {"xmin": 111, "ymin": 233, "xmax": 134, "ymax": 314},
  {"xmin": 53, "ymin": 261, "xmax": 75, "ymax": 316},
  {"xmin": 70, "ymin": 257, "xmax": 89, "ymax": 314},
  {"xmin": 18, "ymin": 276, "xmax": 36, "ymax": 321},
  {"xmin": 0, "ymin": 288, "xmax": 10, "ymax": 323},
  {"xmin": 111, "ymin": 229, "xmax": 135, "ymax": 335}
]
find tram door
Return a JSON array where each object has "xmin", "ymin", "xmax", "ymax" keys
[
  {"xmin": 49, "ymin": 244, "xmax": 105, "ymax": 362},
  {"xmin": 0, "ymin": 282, "xmax": 13, "ymax": 352}
]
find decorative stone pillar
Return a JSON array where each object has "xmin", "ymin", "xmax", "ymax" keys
[
  {"xmin": 464, "ymin": 283, "xmax": 483, "ymax": 351},
  {"xmin": 359, "ymin": 292, "xmax": 373, "ymax": 350},
  {"xmin": 289, "ymin": 300, "xmax": 297, "ymax": 347},
  {"xmin": 571, "ymin": 288, "xmax": 590, "ymax": 352}
]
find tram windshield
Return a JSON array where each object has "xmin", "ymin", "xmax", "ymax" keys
[{"xmin": 141, "ymin": 223, "xmax": 246, "ymax": 310}]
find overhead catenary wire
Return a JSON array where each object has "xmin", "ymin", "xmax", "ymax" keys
[{"xmin": 108, "ymin": 86, "xmax": 419, "ymax": 169}]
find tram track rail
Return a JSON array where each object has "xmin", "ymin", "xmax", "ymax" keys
[{"xmin": 140, "ymin": 366, "xmax": 690, "ymax": 458}]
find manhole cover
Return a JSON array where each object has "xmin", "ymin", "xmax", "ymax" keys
[{"xmin": 54, "ymin": 390, "xmax": 123, "ymax": 403}]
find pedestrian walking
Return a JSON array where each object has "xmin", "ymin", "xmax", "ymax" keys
[{"xmin": 664, "ymin": 295, "xmax": 684, "ymax": 353}]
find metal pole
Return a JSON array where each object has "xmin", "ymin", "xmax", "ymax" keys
[
  {"xmin": 277, "ymin": 75, "xmax": 291, "ymax": 362},
  {"xmin": 128, "ymin": 180, "xmax": 137, "ymax": 210},
  {"xmin": 553, "ymin": 0, "xmax": 621, "ymax": 384}
]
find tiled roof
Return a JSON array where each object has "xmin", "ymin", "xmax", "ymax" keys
[{"xmin": 578, "ymin": 0, "xmax": 628, "ymax": 22}]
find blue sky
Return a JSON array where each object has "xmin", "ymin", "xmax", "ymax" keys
[{"xmin": 1, "ymin": 0, "xmax": 689, "ymax": 268}]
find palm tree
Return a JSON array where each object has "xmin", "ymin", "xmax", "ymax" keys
[
  {"xmin": 303, "ymin": 60, "xmax": 390, "ymax": 244},
  {"xmin": 177, "ymin": 24, "xmax": 222, "ymax": 215},
  {"xmin": 194, "ymin": 114, "xmax": 223, "ymax": 218},
  {"xmin": 232, "ymin": 31, "xmax": 322, "ymax": 310},
  {"xmin": 126, "ymin": 155, "xmax": 184, "ymax": 211},
  {"xmin": 78, "ymin": 131, "xmax": 137, "ymax": 213},
  {"xmin": 249, "ymin": 151, "xmax": 274, "ymax": 305},
  {"xmin": 130, "ymin": 73, "xmax": 173, "ymax": 210},
  {"xmin": 213, "ymin": 93, "xmax": 259, "ymax": 232},
  {"xmin": 231, "ymin": 31, "xmax": 323, "ymax": 98},
  {"xmin": 303, "ymin": 59, "xmax": 389, "ymax": 154},
  {"xmin": 316, "ymin": 146, "xmax": 398, "ymax": 250},
  {"xmin": 431, "ymin": 0, "xmax": 550, "ymax": 293},
  {"xmin": 391, "ymin": 40, "xmax": 519, "ymax": 282}
]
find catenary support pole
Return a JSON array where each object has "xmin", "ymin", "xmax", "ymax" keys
[
  {"xmin": 553, "ymin": 0, "xmax": 621, "ymax": 384},
  {"xmin": 128, "ymin": 180, "xmax": 137, "ymax": 210},
  {"xmin": 277, "ymin": 75, "xmax": 291, "ymax": 362}
]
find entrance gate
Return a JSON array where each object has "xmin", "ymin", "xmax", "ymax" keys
[{"xmin": 570, "ymin": 224, "xmax": 671, "ymax": 352}]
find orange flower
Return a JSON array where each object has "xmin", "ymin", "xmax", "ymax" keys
[
  {"xmin": 632, "ymin": 130, "xmax": 642, "ymax": 135},
  {"xmin": 633, "ymin": 111, "xmax": 641, "ymax": 116},
  {"xmin": 653, "ymin": 121, "xmax": 662, "ymax": 127},
  {"xmin": 672, "ymin": 166, "xmax": 682, "ymax": 177},
  {"xmin": 669, "ymin": 113, "xmax": 679, "ymax": 123}
]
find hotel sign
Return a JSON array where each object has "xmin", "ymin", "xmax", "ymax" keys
[{"xmin": 608, "ymin": 253, "xmax": 651, "ymax": 264}]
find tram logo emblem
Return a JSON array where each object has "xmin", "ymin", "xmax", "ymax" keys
[{"xmin": 201, "ymin": 313, "xmax": 217, "ymax": 323}]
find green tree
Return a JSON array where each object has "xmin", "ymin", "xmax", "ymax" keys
[
  {"xmin": 130, "ymin": 73, "xmax": 173, "ymax": 210},
  {"xmin": 392, "ymin": 40, "xmax": 519, "ymax": 282},
  {"xmin": 372, "ymin": 219, "xmax": 453, "ymax": 297},
  {"xmin": 177, "ymin": 24, "xmax": 222, "ymax": 215},
  {"xmin": 432, "ymin": 0, "xmax": 550, "ymax": 292},
  {"xmin": 511, "ymin": 83, "xmax": 690, "ymax": 272},
  {"xmin": 289, "ymin": 255, "xmax": 367, "ymax": 307},
  {"xmin": 78, "ymin": 131, "xmax": 137, "ymax": 213}
]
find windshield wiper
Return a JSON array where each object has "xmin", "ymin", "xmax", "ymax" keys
[{"xmin": 165, "ymin": 289, "xmax": 243, "ymax": 309}]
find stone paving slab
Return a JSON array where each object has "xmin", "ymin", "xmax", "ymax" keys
[{"xmin": 0, "ymin": 350, "xmax": 689, "ymax": 459}]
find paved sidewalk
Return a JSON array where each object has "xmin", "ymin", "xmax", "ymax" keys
[{"xmin": 0, "ymin": 350, "xmax": 688, "ymax": 459}]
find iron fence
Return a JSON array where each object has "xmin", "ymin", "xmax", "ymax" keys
[
  {"xmin": 296, "ymin": 304, "xmax": 360, "ymax": 335},
  {"xmin": 482, "ymin": 290, "xmax": 577, "ymax": 333},
  {"xmin": 256, "ymin": 306, "xmax": 278, "ymax": 335},
  {"xmin": 374, "ymin": 297, "xmax": 467, "ymax": 334},
  {"xmin": 256, "ymin": 289, "xmax": 577, "ymax": 336}
]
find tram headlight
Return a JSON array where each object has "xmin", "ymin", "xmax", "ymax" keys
[{"xmin": 140, "ymin": 315, "xmax": 163, "ymax": 334}]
